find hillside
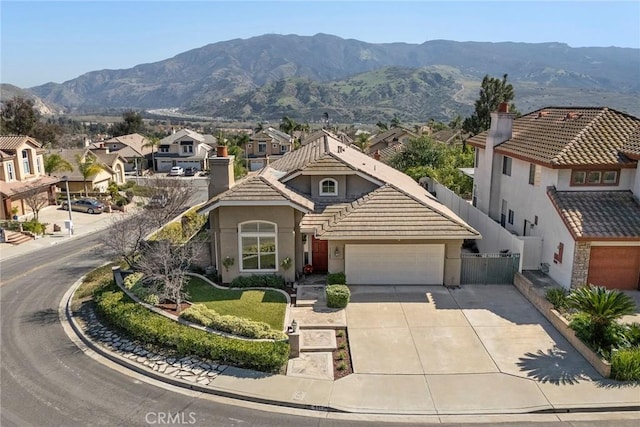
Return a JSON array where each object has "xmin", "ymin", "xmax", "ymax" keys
[{"xmin": 21, "ymin": 34, "xmax": 640, "ymax": 121}]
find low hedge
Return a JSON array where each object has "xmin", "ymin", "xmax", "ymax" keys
[
  {"xmin": 94, "ymin": 287, "xmax": 289, "ymax": 373},
  {"xmin": 326, "ymin": 284, "xmax": 350, "ymax": 309},
  {"xmin": 230, "ymin": 274, "xmax": 285, "ymax": 289},
  {"xmin": 181, "ymin": 304, "xmax": 286, "ymax": 340},
  {"xmin": 123, "ymin": 272, "xmax": 160, "ymax": 305},
  {"xmin": 327, "ymin": 272, "xmax": 346, "ymax": 285},
  {"xmin": 611, "ymin": 347, "xmax": 640, "ymax": 381}
]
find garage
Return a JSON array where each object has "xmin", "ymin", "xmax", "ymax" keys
[
  {"xmin": 588, "ymin": 246, "xmax": 640, "ymax": 290},
  {"xmin": 345, "ymin": 244, "xmax": 444, "ymax": 285}
]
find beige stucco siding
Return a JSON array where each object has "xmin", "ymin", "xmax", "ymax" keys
[
  {"xmin": 327, "ymin": 239, "xmax": 463, "ymax": 286},
  {"xmin": 214, "ymin": 205, "xmax": 298, "ymax": 283}
]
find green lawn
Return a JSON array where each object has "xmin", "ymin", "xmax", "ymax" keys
[{"xmin": 185, "ymin": 277, "xmax": 287, "ymax": 330}]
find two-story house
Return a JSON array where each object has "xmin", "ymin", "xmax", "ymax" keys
[
  {"xmin": 0, "ymin": 135, "xmax": 60, "ymax": 219},
  {"xmin": 155, "ymin": 129, "xmax": 215, "ymax": 173},
  {"xmin": 245, "ymin": 127, "xmax": 293, "ymax": 171},
  {"xmin": 468, "ymin": 105, "xmax": 640, "ymax": 290},
  {"xmin": 199, "ymin": 133, "xmax": 480, "ymax": 286}
]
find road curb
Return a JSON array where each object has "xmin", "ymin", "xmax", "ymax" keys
[{"xmin": 59, "ymin": 278, "xmax": 342, "ymax": 414}]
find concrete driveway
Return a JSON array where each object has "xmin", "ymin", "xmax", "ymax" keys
[{"xmin": 346, "ymin": 285, "xmax": 599, "ymax": 381}]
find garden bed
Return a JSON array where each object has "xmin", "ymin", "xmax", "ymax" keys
[{"xmin": 332, "ymin": 328, "xmax": 353, "ymax": 379}]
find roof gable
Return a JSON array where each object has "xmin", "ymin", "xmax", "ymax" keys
[{"xmin": 0, "ymin": 135, "xmax": 42, "ymax": 151}]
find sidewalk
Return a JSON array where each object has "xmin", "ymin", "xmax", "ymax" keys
[{"xmin": 0, "ymin": 203, "xmax": 138, "ymax": 262}]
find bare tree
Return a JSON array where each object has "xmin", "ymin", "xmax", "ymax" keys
[
  {"xmin": 136, "ymin": 236, "xmax": 204, "ymax": 313},
  {"xmin": 100, "ymin": 176, "xmax": 197, "ymax": 268},
  {"xmin": 21, "ymin": 182, "xmax": 51, "ymax": 221}
]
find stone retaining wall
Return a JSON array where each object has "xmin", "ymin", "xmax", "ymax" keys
[{"xmin": 513, "ymin": 272, "xmax": 611, "ymax": 378}]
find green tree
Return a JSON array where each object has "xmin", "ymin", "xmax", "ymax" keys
[
  {"xmin": 462, "ymin": 74, "xmax": 518, "ymax": 136},
  {"xmin": 567, "ymin": 285, "xmax": 636, "ymax": 349},
  {"xmin": 376, "ymin": 121, "xmax": 388, "ymax": 131},
  {"xmin": 390, "ymin": 115, "xmax": 402, "ymax": 128},
  {"xmin": 0, "ymin": 96, "xmax": 39, "ymax": 135},
  {"xmin": 111, "ymin": 110, "xmax": 145, "ymax": 136},
  {"xmin": 143, "ymin": 136, "xmax": 160, "ymax": 171},
  {"xmin": 43, "ymin": 153, "xmax": 73, "ymax": 176},
  {"xmin": 75, "ymin": 153, "xmax": 105, "ymax": 195},
  {"xmin": 353, "ymin": 133, "xmax": 370, "ymax": 151}
]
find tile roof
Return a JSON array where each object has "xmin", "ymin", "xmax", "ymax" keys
[
  {"xmin": 547, "ymin": 188, "xmax": 640, "ymax": 241},
  {"xmin": 0, "ymin": 176, "xmax": 61, "ymax": 197},
  {"xmin": 103, "ymin": 133, "xmax": 151, "ymax": 156},
  {"xmin": 0, "ymin": 135, "xmax": 42, "ymax": 151},
  {"xmin": 621, "ymin": 127, "xmax": 640, "ymax": 160},
  {"xmin": 250, "ymin": 127, "xmax": 292, "ymax": 144},
  {"xmin": 467, "ymin": 107, "xmax": 640, "ymax": 167},
  {"xmin": 316, "ymin": 184, "xmax": 479, "ymax": 239},
  {"xmin": 206, "ymin": 134, "xmax": 479, "ymax": 239},
  {"xmin": 159, "ymin": 129, "xmax": 216, "ymax": 147}
]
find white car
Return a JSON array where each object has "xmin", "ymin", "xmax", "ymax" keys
[{"xmin": 168, "ymin": 166, "xmax": 184, "ymax": 176}]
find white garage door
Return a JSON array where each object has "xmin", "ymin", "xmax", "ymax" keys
[{"xmin": 345, "ymin": 244, "xmax": 445, "ymax": 285}]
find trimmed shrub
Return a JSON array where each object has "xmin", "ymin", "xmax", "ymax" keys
[
  {"xmin": 94, "ymin": 288, "xmax": 289, "ymax": 372},
  {"xmin": 22, "ymin": 220, "xmax": 46, "ymax": 235},
  {"xmin": 327, "ymin": 272, "xmax": 346, "ymax": 285},
  {"xmin": 545, "ymin": 287, "xmax": 568, "ymax": 311},
  {"xmin": 230, "ymin": 275, "xmax": 285, "ymax": 289},
  {"xmin": 122, "ymin": 272, "xmax": 159, "ymax": 306},
  {"xmin": 326, "ymin": 284, "xmax": 350, "ymax": 309},
  {"xmin": 181, "ymin": 304, "xmax": 286, "ymax": 340},
  {"xmin": 611, "ymin": 347, "xmax": 640, "ymax": 381}
]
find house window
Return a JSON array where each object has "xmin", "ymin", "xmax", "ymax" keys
[
  {"xmin": 281, "ymin": 145, "xmax": 289, "ymax": 153},
  {"xmin": 159, "ymin": 145, "xmax": 170, "ymax": 153},
  {"xmin": 22, "ymin": 150, "xmax": 31, "ymax": 174},
  {"xmin": 182, "ymin": 145, "xmax": 193, "ymax": 154},
  {"xmin": 319, "ymin": 178, "xmax": 338, "ymax": 196},
  {"xmin": 239, "ymin": 221, "xmax": 277, "ymax": 271},
  {"xmin": 272, "ymin": 143, "xmax": 278, "ymax": 149},
  {"xmin": 571, "ymin": 169, "xmax": 618, "ymax": 186},
  {"xmin": 6, "ymin": 162, "xmax": 14, "ymax": 181},
  {"xmin": 508, "ymin": 209, "xmax": 515, "ymax": 225},
  {"xmin": 602, "ymin": 171, "xmax": 618, "ymax": 184},
  {"xmin": 474, "ymin": 148, "xmax": 479, "ymax": 167},
  {"xmin": 36, "ymin": 156, "xmax": 42, "ymax": 174},
  {"xmin": 554, "ymin": 242, "xmax": 564, "ymax": 264},
  {"xmin": 502, "ymin": 156, "xmax": 512, "ymax": 176},
  {"xmin": 258, "ymin": 143, "xmax": 267, "ymax": 153},
  {"xmin": 247, "ymin": 143, "xmax": 252, "ymax": 148},
  {"xmin": 528, "ymin": 163, "xmax": 540, "ymax": 186}
]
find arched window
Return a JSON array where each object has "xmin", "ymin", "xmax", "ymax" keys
[
  {"xmin": 319, "ymin": 178, "xmax": 337, "ymax": 196},
  {"xmin": 239, "ymin": 221, "xmax": 277, "ymax": 271}
]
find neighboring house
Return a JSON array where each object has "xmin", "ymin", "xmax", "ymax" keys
[
  {"xmin": 467, "ymin": 105, "xmax": 640, "ymax": 290},
  {"xmin": 245, "ymin": 127, "xmax": 293, "ymax": 171},
  {"xmin": 155, "ymin": 129, "xmax": 215, "ymax": 173},
  {"xmin": 0, "ymin": 136, "xmax": 59, "ymax": 219},
  {"xmin": 199, "ymin": 134, "xmax": 480, "ymax": 286},
  {"xmin": 96, "ymin": 133, "xmax": 153, "ymax": 173},
  {"xmin": 51, "ymin": 148, "xmax": 126, "ymax": 193},
  {"xmin": 300, "ymin": 129, "xmax": 353, "ymax": 147},
  {"xmin": 366, "ymin": 127, "xmax": 417, "ymax": 155}
]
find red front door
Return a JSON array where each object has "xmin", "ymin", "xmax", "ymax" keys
[{"xmin": 311, "ymin": 236, "xmax": 328, "ymax": 272}]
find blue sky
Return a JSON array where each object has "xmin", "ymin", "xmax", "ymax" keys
[{"xmin": 2, "ymin": 1, "xmax": 639, "ymax": 88}]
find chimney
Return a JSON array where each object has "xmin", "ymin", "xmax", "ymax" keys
[
  {"xmin": 373, "ymin": 150, "xmax": 381, "ymax": 160},
  {"xmin": 487, "ymin": 103, "xmax": 514, "ymax": 147},
  {"xmin": 208, "ymin": 154, "xmax": 235, "ymax": 198}
]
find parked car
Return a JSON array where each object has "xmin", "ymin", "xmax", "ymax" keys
[
  {"xmin": 61, "ymin": 198, "xmax": 105, "ymax": 214},
  {"xmin": 168, "ymin": 166, "xmax": 184, "ymax": 176},
  {"xmin": 184, "ymin": 166, "xmax": 198, "ymax": 176},
  {"xmin": 147, "ymin": 193, "xmax": 168, "ymax": 209}
]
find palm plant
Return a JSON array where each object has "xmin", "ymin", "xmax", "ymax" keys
[
  {"xmin": 567, "ymin": 285, "xmax": 636, "ymax": 348},
  {"xmin": 74, "ymin": 153, "xmax": 105, "ymax": 196},
  {"xmin": 354, "ymin": 133, "xmax": 370, "ymax": 151},
  {"xmin": 43, "ymin": 153, "xmax": 73, "ymax": 176},
  {"xmin": 143, "ymin": 136, "xmax": 160, "ymax": 172}
]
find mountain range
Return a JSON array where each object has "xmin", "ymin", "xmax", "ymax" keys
[{"xmin": 8, "ymin": 33, "xmax": 640, "ymax": 122}]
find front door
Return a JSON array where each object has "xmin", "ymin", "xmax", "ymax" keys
[{"xmin": 311, "ymin": 236, "xmax": 328, "ymax": 272}]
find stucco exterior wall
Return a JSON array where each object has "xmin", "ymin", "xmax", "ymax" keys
[
  {"xmin": 326, "ymin": 239, "xmax": 463, "ymax": 286},
  {"xmin": 631, "ymin": 166, "xmax": 639, "ymax": 198},
  {"xmin": 345, "ymin": 175, "xmax": 378, "ymax": 199},
  {"xmin": 214, "ymin": 205, "xmax": 297, "ymax": 284}
]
